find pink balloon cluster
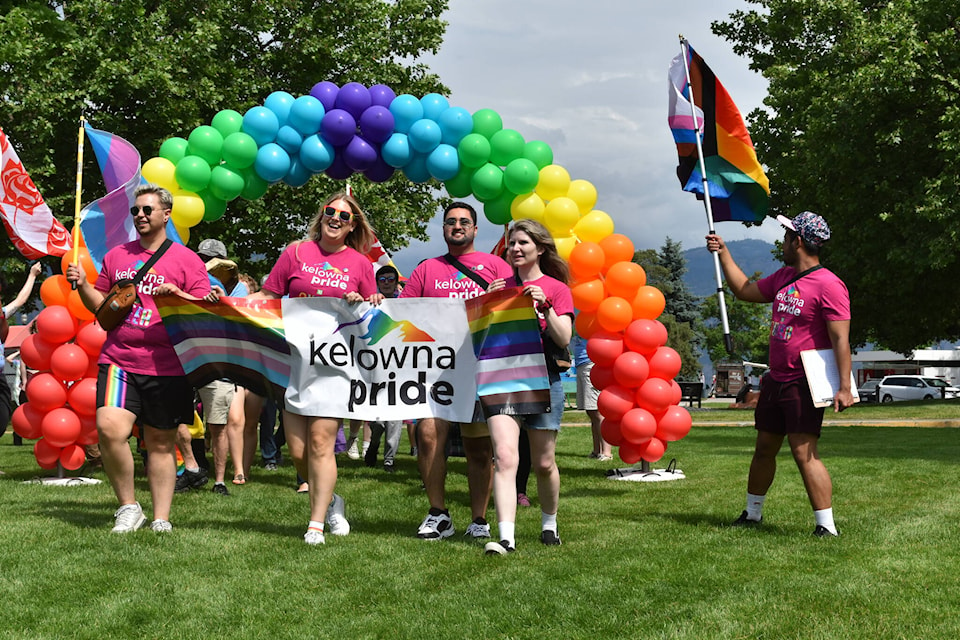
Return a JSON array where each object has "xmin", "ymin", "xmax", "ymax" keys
[
  {"xmin": 588, "ymin": 319, "xmax": 693, "ymax": 464},
  {"xmin": 11, "ymin": 303, "xmax": 106, "ymax": 471}
]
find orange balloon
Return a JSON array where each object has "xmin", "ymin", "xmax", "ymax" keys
[
  {"xmin": 568, "ymin": 242, "xmax": 605, "ymax": 282},
  {"xmin": 598, "ymin": 233, "xmax": 635, "ymax": 273},
  {"xmin": 596, "ymin": 296, "xmax": 633, "ymax": 332},
  {"xmin": 61, "ymin": 245, "xmax": 97, "ymax": 284},
  {"xmin": 574, "ymin": 311, "xmax": 601, "ymax": 339},
  {"xmin": 40, "ymin": 275, "xmax": 72, "ymax": 308},
  {"xmin": 66, "ymin": 289, "xmax": 95, "ymax": 321},
  {"xmin": 604, "ymin": 261, "xmax": 646, "ymax": 299},
  {"xmin": 571, "ymin": 279, "xmax": 605, "ymax": 312},
  {"xmin": 631, "ymin": 285, "xmax": 666, "ymax": 320}
]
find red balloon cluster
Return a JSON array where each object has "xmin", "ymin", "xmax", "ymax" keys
[
  {"xmin": 568, "ymin": 237, "xmax": 692, "ymax": 464},
  {"xmin": 12, "ymin": 284, "xmax": 105, "ymax": 471}
]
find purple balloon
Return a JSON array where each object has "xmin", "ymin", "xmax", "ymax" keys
[
  {"xmin": 343, "ymin": 136, "xmax": 377, "ymax": 172},
  {"xmin": 368, "ymin": 84, "xmax": 397, "ymax": 108},
  {"xmin": 359, "ymin": 105, "xmax": 396, "ymax": 144},
  {"xmin": 310, "ymin": 81, "xmax": 340, "ymax": 112},
  {"xmin": 335, "ymin": 82, "xmax": 372, "ymax": 120},
  {"xmin": 320, "ymin": 109, "xmax": 357, "ymax": 147},
  {"xmin": 324, "ymin": 152, "xmax": 355, "ymax": 180},
  {"xmin": 364, "ymin": 155, "xmax": 395, "ymax": 183}
]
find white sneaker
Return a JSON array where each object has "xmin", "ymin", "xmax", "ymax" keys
[
  {"xmin": 325, "ymin": 493, "xmax": 350, "ymax": 535},
  {"xmin": 464, "ymin": 520, "xmax": 491, "ymax": 539},
  {"xmin": 111, "ymin": 503, "xmax": 146, "ymax": 533},
  {"xmin": 304, "ymin": 529, "xmax": 325, "ymax": 545},
  {"xmin": 417, "ymin": 511, "xmax": 454, "ymax": 540},
  {"xmin": 346, "ymin": 439, "xmax": 360, "ymax": 460},
  {"xmin": 150, "ymin": 519, "xmax": 173, "ymax": 533}
]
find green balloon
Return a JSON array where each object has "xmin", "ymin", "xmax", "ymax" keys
[
  {"xmin": 199, "ymin": 189, "xmax": 227, "ymax": 222},
  {"xmin": 159, "ymin": 137, "xmax": 189, "ymax": 164},
  {"xmin": 240, "ymin": 167, "xmax": 269, "ymax": 200},
  {"xmin": 470, "ymin": 163, "xmax": 504, "ymax": 202},
  {"xmin": 503, "ymin": 158, "xmax": 540, "ymax": 194},
  {"xmin": 187, "ymin": 125, "xmax": 224, "ymax": 165},
  {"xmin": 483, "ymin": 190, "xmax": 515, "ymax": 225},
  {"xmin": 489, "ymin": 129, "xmax": 525, "ymax": 167},
  {"xmin": 444, "ymin": 165, "xmax": 475, "ymax": 198},
  {"xmin": 523, "ymin": 140, "xmax": 554, "ymax": 169},
  {"xmin": 221, "ymin": 132, "xmax": 259, "ymax": 169},
  {"xmin": 175, "ymin": 155, "xmax": 212, "ymax": 192},
  {"xmin": 457, "ymin": 133, "xmax": 491, "ymax": 169},
  {"xmin": 472, "ymin": 108, "xmax": 503, "ymax": 139},
  {"xmin": 209, "ymin": 165, "xmax": 245, "ymax": 201},
  {"xmin": 211, "ymin": 109, "xmax": 244, "ymax": 138}
]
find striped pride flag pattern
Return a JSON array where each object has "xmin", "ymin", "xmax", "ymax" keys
[
  {"xmin": 156, "ymin": 296, "xmax": 291, "ymax": 401},
  {"xmin": 466, "ymin": 288, "xmax": 551, "ymax": 417}
]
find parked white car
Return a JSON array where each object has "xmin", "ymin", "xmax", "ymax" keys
[{"xmin": 877, "ymin": 375, "xmax": 960, "ymax": 402}]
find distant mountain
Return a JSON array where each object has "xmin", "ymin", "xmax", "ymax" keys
[{"xmin": 682, "ymin": 239, "xmax": 779, "ymax": 297}]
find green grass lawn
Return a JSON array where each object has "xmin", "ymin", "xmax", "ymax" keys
[{"xmin": 1, "ymin": 413, "xmax": 959, "ymax": 639}]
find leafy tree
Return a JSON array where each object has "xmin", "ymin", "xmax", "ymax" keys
[
  {"xmin": 0, "ymin": 0, "xmax": 450, "ymax": 281},
  {"xmin": 700, "ymin": 279, "xmax": 771, "ymax": 368},
  {"xmin": 713, "ymin": 1, "xmax": 960, "ymax": 352}
]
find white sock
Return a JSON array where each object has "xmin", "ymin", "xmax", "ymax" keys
[
  {"xmin": 814, "ymin": 508, "xmax": 837, "ymax": 534},
  {"xmin": 362, "ymin": 441, "xmax": 370, "ymax": 456},
  {"xmin": 498, "ymin": 521, "xmax": 515, "ymax": 548},
  {"xmin": 308, "ymin": 519, "xmax": 324, "ymax": 533},
  {"xmin": 541, "ymin": 511, "xmax": 558, "ymax": 533},
  {"xmin": 746, "ymin": 493, "xmax": 766, "ymax": 521},
  {"xmin": 185, "ymin": 466, "xmax": 200, "ymax": 473}
]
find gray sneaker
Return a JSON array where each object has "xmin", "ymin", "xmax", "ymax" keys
[
  {"xmin": 150, "ymin": 519, "xmax": 173, "ymax": 533},
  {"xmin": 111, "ymin": 503, "xmax": 146, "ymax": 533},
  {"xmin": 325, "ymin": 493, "xmax": 350, "ymax": 535}
]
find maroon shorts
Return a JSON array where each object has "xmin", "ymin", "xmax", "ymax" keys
[{"xmin": 754, "ymin": 375, "xmax": 825, "ymax": 437}]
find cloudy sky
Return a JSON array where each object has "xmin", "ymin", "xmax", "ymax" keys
[{"xmin": 391, "ymin": 0, "xmax": 781, "ymax": 276}]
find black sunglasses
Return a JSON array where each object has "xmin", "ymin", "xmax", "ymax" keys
[
  {"xmin": 130, "ymin": 205, "xmax": 166, "ymax": 216},
  {"xmin": 323, "ymin": 206, "xmax": 355, "ymax": 222}
]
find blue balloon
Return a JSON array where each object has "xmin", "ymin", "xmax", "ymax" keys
[
  {"xmin": 300, "ymin": 135, "xmax": 335, "ymax": 172},
  {"xmin": 335, "ymin": 82, "xmax": 372, "ymax": 120},
  {"xmin": 254, "ymin": 143, "xmax": 292, "ymax": 183},
  {"xmin": 276, "ymin": 125, "xmax": 304, "ymax": 155},
  {"xmin": 309, "ymin": 81, "xmax": 339, "ymax": 112},
  {"xmin": 408, "ymin": 118, "xmax": 442, "ymax": 154},
  {"xmin": 420, "ymin": 93, "xmax": 450, "ymax": 121},
  {"xmin": 426, "ymin": 144, "xmax": 460, "ymax": 181},
  {"xmin": 320, "ymin": 109, "xmax": 357, "ymax": 147},
  {"xmin": 369, "ymin": 84, "xmax": 397, "ymax": 109},
  {"xmin": 438, "ymin": 107, "xmax": 474, "ymax": 146},
  {"xmin": 381, "ymin": 133, "xmax": 412, "ymax": 168},
  {"xmin": 288, "ymin": 95, "xmax": 326, "ymax": 136},
  {"xmin": 389, "ymin": 94, "xmax": 423, "ymax": 134},
  {"xmin": 359, "ymin": 105, "xmax": 396, "ymax": 144},
  {"xmin": 283, "ymin": 155, "xmax": 312, "ymax": 187},
  {"xmin": 264, "ymin": 91, "xmax": 296, "ymax": 127},
  {"xmin": 402, "ymin": 152, "xmax": 431, "ymax": 184},
  {"xmin": 343, "ymin": 136, "xmax": 377, "ymax": 172},
  {"xmin": 241, "ymin": 107, "xmax": 279, "ymax": 146}
]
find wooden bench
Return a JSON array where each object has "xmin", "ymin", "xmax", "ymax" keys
[{"xmin": 677, "ymin": 382, "xmax": 704, "ymax": 408}]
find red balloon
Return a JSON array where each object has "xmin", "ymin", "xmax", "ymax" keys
[
  {"xmin": 612, "ymin": 351, "xmax": 650, "ymax": 388},
  {"xmin": 657, "ymin": 405, "xmax": 692, "ymax": 442},
  {"xmin": 648, "ymin": 346, "xmax": 682, "ymax": 380},
  {"xmin": 27, "ymin": 373, "xmax": 68, "ymax": 412},
  {"xmin": 11, "ymin": 403, "xmax": 43, "ymax": 440},
  {"xmin": 624, "ymin": 319, "xmax": 668, "ymax": 355},
  {"xmin": 639, "ymin": 437, "xmax": 667, "ymax": 462},
  {"xmin": 20, "ymin": 334, "xmax": 58, "ymax": 372},
  {"xmin": 51, "ymin": 344, "xmax": 90, "ymax": 382},
  {"xmin": 35, "ymin": 305, "xmax": 78, "ymax": 344},
  {"xmin": 76, "ymin": 321, "xmax": 108, "ymax": 357},
  {"xmin": 586, "ymin": 331, "xmax": 624, "ymax": 367},
  {"xmin": 85, "ymin": 357, "xmax": 99, "ymax": 379},
  {"xmin": 600, "ymin": 418, "xmax": 624, "ymax": 446},
  {"xmin": 620, "ymin": 407, "xmax": 657, "ymax": 445},
  {"xmin": 636, "ymin": 377, "xmax": 674, "ymax": 414},
  {"xmin": 59, "ymin": 444, "xmax": 87, "ymax": 470},
  {"xmin": 669, "ymin": 380, "xmax": 683, "ymax": 405},
  {"xmin": 34, "ymin": 438, "xmax": 62, "ymax": 467},
  {"xmin": 589, "ymin": 364, "xmax": 616, "ymax": 390},
  {"xmin": 76, "ymin": 415, "xmax": 100, "ymax": 446},
  {"xmin": 41, "ymin": 407, "xmax": 82, "ymax": 448},
  {"xmin": 68, "ymin": 377, "xmax": 98, "ymax": 416},
  {"xmin": 597, "ymin": 384, "xmax": 635, "ymax": 421},
  {"xmin": 618, "ymin": 440, "xmax": 644, "ymax": 464}
]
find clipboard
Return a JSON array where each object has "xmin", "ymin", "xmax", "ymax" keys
[{"xmin": 800, "ymin": 348, "xmax": 859, "ymax": 408}]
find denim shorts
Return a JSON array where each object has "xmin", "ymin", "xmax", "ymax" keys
[{"xmin": 520, "ymin": 374, "xmax": 564, "ymax": 432}]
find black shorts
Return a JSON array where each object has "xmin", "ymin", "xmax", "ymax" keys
[
  {"xmin": 96, "ymin": 364, "xmax": 194, "ymax": 430},
  {"xmin": 754, "ymin": 374, "xmax": 825, "ymax": 437}
]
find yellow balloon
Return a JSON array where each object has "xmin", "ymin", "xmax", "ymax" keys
[
  {"xmin": 142, "ymin": 156, "xmax": 177, "ymax": 190},
  {"xmin": 567, "ymin": 179, "xmax": 598, "ymax": 215},
  {"xmin": 574, "ymin": 209, "xmax": 615, "ymax": 243},
  {"xmin": 171, "ymin": 190, "xmax": 205, "ymax": 228},
  {"xmin": 554, "ymin": 236, "xmax": 577, "ymax": 261},
  {"xmin": 174, "ymin": 222, "xmax": 191, "ymax": 244},
  {"xmin": 511, "ymin": 191, "xmax": 545, "ymax": 223},
  {"xmin": 543, "ymin": 196, "xmax": 580, "ymax": 237},
  {"xmin": 535, "ymin": 164, "xmax": 571, "ymax": 201}
]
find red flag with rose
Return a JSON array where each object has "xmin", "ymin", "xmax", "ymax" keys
[{"xmin": 0, "ymin": 127, "xmax": 72, "ymax": 258}]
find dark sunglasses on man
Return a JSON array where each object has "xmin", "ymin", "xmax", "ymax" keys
[{"xmin": 130, "ymin": 205, "xmax": 167, "ymax": 216}]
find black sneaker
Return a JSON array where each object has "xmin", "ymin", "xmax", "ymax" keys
[
  {"xmin": 731, "ymin": 510, "xmax": 762, "ymax": 527},
  {"xmin": 540, "ymin": 530, "xmax": 562, "ymax": 546},
  {"xmin": 484, "ymin": 540, "xmax": 515, "ymax": 555},
  {"xmin": 174, "ymin": 468, "xmax": 208, "ymax": 493},
  {"xmin": 813, "ymin": 525, "xmax": 838, "ymax": 538},
  {"xmin": 383, "ymin": 461, "xmax": 395, "ymax": 473},
  {"xmin": 211, "ymin": 483, "xmax": 229, "ymax": 496},
  {"xmin": 364, "ymin": 443, "xmax": 378, "ymax": 467}
]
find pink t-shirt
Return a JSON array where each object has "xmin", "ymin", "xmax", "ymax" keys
[
  {"xmin": 400, "ymin": 252, "xmax": 513, "ymax": 299},
  {"xmin": 756, "ymin": 266, "xmax": 850, "ymax": 382},
  {"xmin": 262, "ymin": 241, "xmax": 376, "ymax": 299},
  {"xmin": 95, "ymin": 240, "xmax": 210, "ymax": 376},
  {"xmin": 508, "ymin": 274, "xmax": 574, "ymax": 331}
]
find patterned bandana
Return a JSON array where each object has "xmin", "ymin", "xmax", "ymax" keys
[{"xmin": 776, "ymin": 211, "xmax": 831, "ymax": 247}]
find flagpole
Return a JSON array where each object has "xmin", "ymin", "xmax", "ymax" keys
[
  {"xmin": 679, "ymin": 35, "xmax": 733, "ymax": 355},
  {"xmin": 71, "ymin": 116, "xmax": 86, "ymax": 290}
]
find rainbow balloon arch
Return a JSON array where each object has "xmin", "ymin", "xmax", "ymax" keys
[{"xmin": 14, "ymin": 81, "xmax": 692, "ymax": 472}]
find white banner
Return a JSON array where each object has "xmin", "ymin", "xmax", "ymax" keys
[{"xmin": 281, "ymin": 297, "xmax": 477, "ymax": 421}]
